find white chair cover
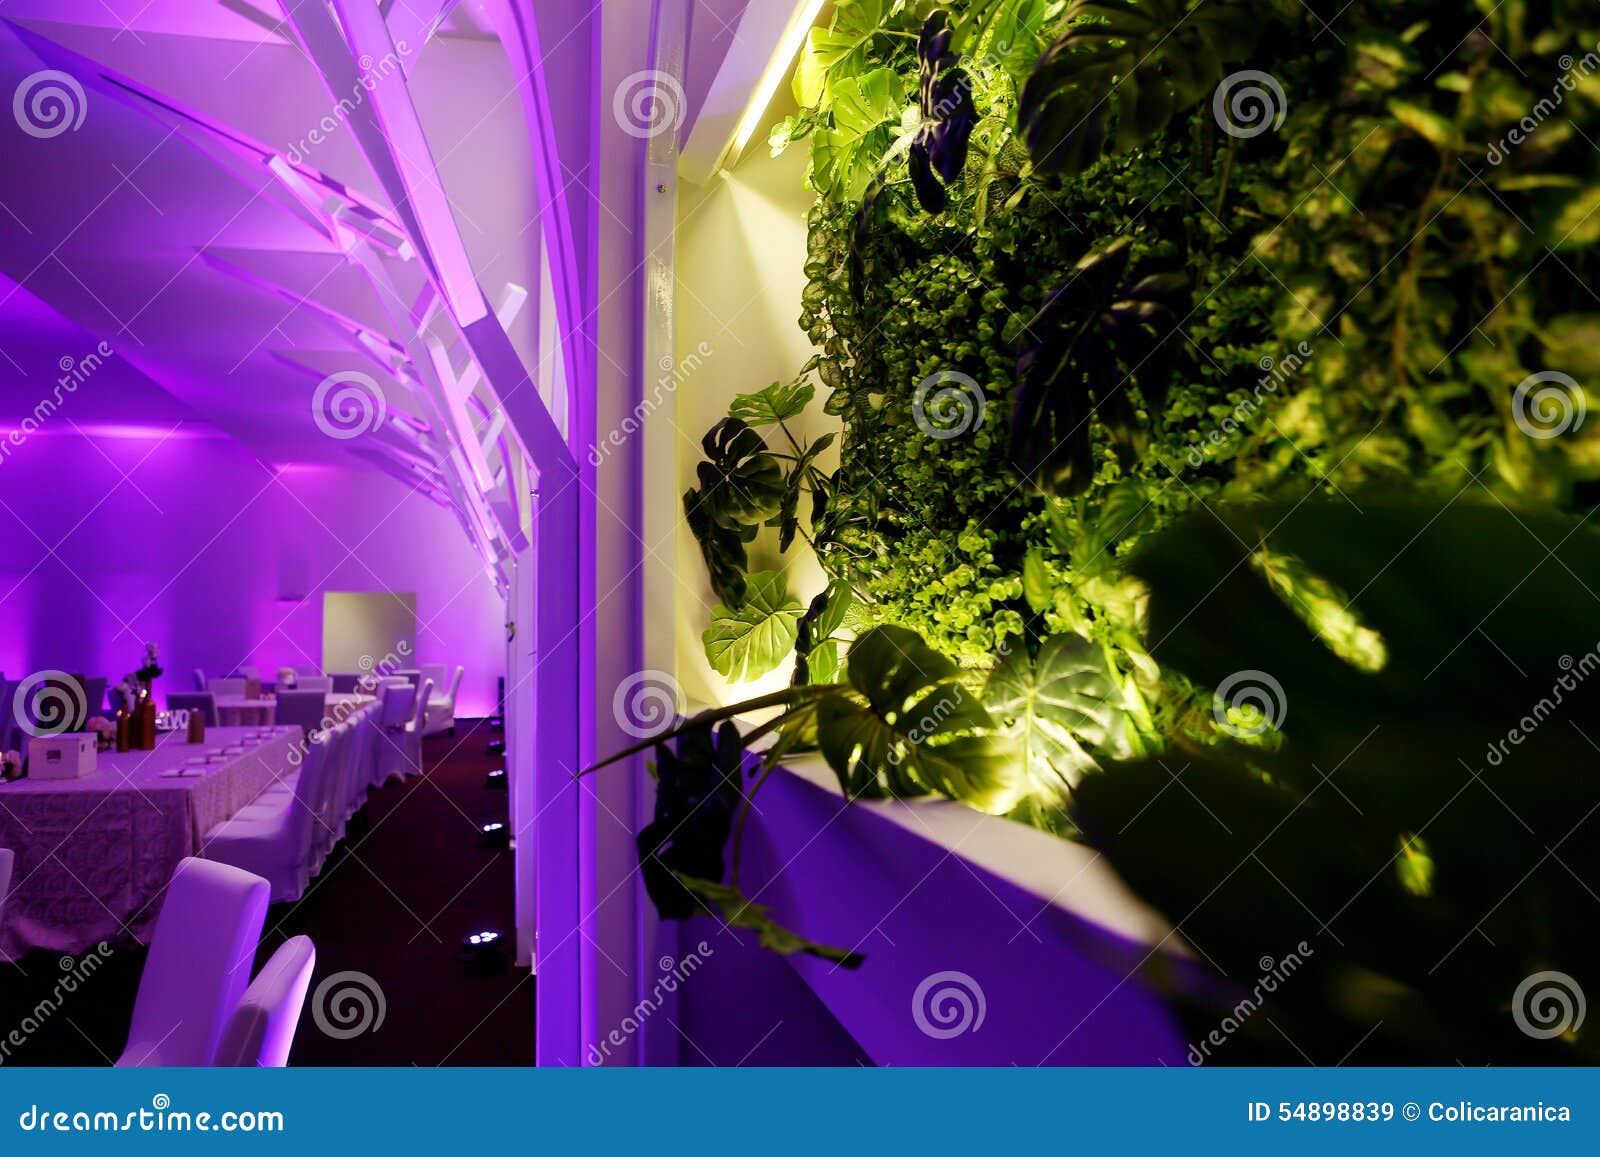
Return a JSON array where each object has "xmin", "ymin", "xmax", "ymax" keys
[
  {"xmin": 423, "ymin": 666, "xmax": 464, "ymax": 736},
  {"xmin": 116, "ymin": 858, "xmax": 270, "ymax": 1067},
  {"xmin": 202, "ymin": 737, "xmax": 332, "ymax": 903},
  {"xmin": 0, "ymin": 847, "xmax": 13, "ymax": 924},
  {"xmin": 214, "ymin": 935, "xmax": 316, "ymax": 1067},
  {"xmin": 208, "ymin": 677, "xmax": 246, "ymax": 697},
  {"xmin": 294, "ymin": 676, "xmax": 333, "ymax": 693},
  {"xmin": 403, "ymin": 678, "xmax": 433, "ymax": 778}
]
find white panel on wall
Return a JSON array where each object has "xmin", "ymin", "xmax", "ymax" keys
[{"xmin": 322, "ymin": 592, "xmax": 417, "ymax": 673}]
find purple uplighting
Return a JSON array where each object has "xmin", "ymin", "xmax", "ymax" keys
[{"xmin": 2, "ymin": 2, "xmax": 1594, "ymax": 1111}]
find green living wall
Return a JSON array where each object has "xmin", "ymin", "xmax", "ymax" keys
[{"xmin": 678, "ymin": 0, "xmax": 1600, "ymax": 821}]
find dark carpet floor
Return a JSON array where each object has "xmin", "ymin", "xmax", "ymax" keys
[{"xmin": 0, "ymin": 718, "xmax": 533, "ymax": 1066}]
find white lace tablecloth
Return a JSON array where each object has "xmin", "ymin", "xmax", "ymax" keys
[
  {"xmin": 209, "ymin": 692, "xmax": 369, "ymax": 728},
  {"xmin": 0, "ymin": 727, "xmax": 299, "ymax": 959},
  {"xmin": 210, "ymin": 695, "xmax": 275, "ymax": 727}
]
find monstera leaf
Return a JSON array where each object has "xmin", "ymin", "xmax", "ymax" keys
[
  {"xmin": 817, "ymin": 626, "xmax": 1024, "ymax": 813},
  {"xmin": 694, "ymin": 418, "xmax": 786, "ymax": 527},
  {"xmin": 793, "ymin": 580, "xmax": 855, "ymax": 686},
  {"xmin": 1073, "ymin": 498, "xmax": 1600, "ymax": 1063},
  {"xmin": 730, "ymin": 380, "xmax": 815, "ymax": 427},
  {"xmin": 703, "ymin": 571, "xmax": 806, "ymax": 683},
  {"xmin": 1009, "ymin": 238, "xmax": 1187, "ymax": 496},
  {"xmin": 1019, "ymin": 0, "xmax": 1261, "ymax": 176},
  {"xmin": 984, "ymin": 635, "xmax": 1127, "ymax": 796},
  {"xmin": 684, "ymin": 487, "xmax": 757, "ymax": 607}
]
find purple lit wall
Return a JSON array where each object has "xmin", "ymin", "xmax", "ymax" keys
[{"xmin": 0, "ymin": 426, "xmax": 503, "ymax": 716}]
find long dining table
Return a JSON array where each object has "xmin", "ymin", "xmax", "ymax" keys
[{"xmin": 0, "ymin": 726, "xmax": 300, "ymax": 959}]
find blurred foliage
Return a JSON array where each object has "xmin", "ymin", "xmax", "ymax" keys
[{"xmin": 1074, "ymin": 499, "xmax": 1600, "ymax": 1062}]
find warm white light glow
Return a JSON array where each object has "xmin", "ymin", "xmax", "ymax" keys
[{"xmin": 724, "ymin": 0, "xmax": 826, "ymax": 169}]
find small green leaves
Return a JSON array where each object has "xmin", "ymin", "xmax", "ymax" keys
[{"xmin": 703, "ymin": 571, "xmax": 806, "ymax": 683}]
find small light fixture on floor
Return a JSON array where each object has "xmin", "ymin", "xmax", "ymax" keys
[
  {"xmin": 485, "ymin": 738, "xmax": 505, "ymax": 756},
  {"xmin": 460, "ymin": 929, "xmax": 509, "ymax": 975},
  {"xmin": 480, "ymin": 819, "xmax": 510, "ymax": 847},
  {"xmin": 485, "ymin": 766, "xmax": 506, "ymax": 790}
]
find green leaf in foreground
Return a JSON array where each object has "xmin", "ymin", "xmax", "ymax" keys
[
  {"xmin": 703, "ymin": 571, "xmax": 805, "ymax": 683},
  {"xmin": 678, "ymin": 875, "xmax": 863, "ymax": 967}
]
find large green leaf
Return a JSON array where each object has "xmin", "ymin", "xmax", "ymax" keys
[
  {"xmin": 792, "ymin": 0, "xmax": 889, "ymax": 109},
  {"xmin": 1018, "ymin": 0, "xmax": 1261, "ymax": 176},
  {"xmin": 729, "ymin": 380, "xmax": 815, "ymax": 427},
  {"xmin": 817, "ymin": 626, "xmax": 1024, "ymax": 813},
  {"xmin": 983, "ymin": 635, "xmax": 1126, "ymax": 796},
  {"xmin": 694, "ymin": 418, "xmax": 786, "ymax": 527},
  {"xmin": 703, "ymin": 571, "xmax": 805, "ymax": 683}
]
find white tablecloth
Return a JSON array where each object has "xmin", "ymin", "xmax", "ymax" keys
[
  {"xmin": 209, "ymin": 692, "xmax": 370, "ymax": 728},
  {"xmin": 0, "ymin": 727, "xmax": 299, "ymax": 958}
]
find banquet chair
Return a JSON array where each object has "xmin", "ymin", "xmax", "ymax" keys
[
  {"xmin": 402, "ymin": 678, "xmax": 433, "ymax": 779},
  {"xmin": 214, "ymin": 936, "xmax": 316, "ymax": 1068},
  {"xmin": 0, "ymin": 847, "xmax": 13, "ymax": 923},
  {"xmin": 294, "ymin": 676, "xmax": 333, "ymax": 693},
  {"xmin": 203, "ymin": 735, "xmax": 334, "ymax": 902},
  {"xmin": 423, "ymin": 666, "xmax": 464, "ymax": 737},
  {"xmin": 330, "ymin": 672, "xmax": 359, "ymax": 693},
  {"xmin": 79, "ymin": 675, "xmax": 107, "ymax": 718},
  {"xmin": 374, "ymin": 683, "xmax": 417, "ymax": 785},
  {"xmin": 419, "ymin": 663, "xmax": 447, "ymax": 692},
  {"xmin": 192, "ymin": 668, "xmax": 207, "ymax": 691},
  {"xmin": 117, "ymin": 858, "xmax": 270, "ymax": 1067},
  {"xmin": 167, "ymin": 692, "xmax": 217, "ymax": 725},
  {"xmin": 275, "ymin": 690, "xmax": 327, "ymax": 738},
  {"xmin": 338, "ymin": 707, "xmax": 379, "ymax": 834},
  {"xmin": 293, "ymin": 664, "xmax": 319, "ymax": 677},
  {"xmin": 208, "ymin": 677, "xmax": 246, "ymax": 697},
  {"xmin": 24, "ymin": 673, "xmax": 91, "ymax": 732}
]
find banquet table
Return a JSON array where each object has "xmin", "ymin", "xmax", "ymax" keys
[
  {"xmin": 0, "ymin": 726, "xmax": 299, "ymax": 959},
  {"xmin": 210, "ymin": 692, "xmax": 370, "ymax": 728}
]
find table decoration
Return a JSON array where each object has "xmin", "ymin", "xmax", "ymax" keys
[
  {"xmin": 26, "ymin": 733, "xmax": 96, "ymax": 780},
  {"xmin": 85, "ymin": 715, "xmax": 116, "ymax": 752},
  {"xmin": 0, "ymin": 750, "xmax": 21, "ymax": 781}
]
